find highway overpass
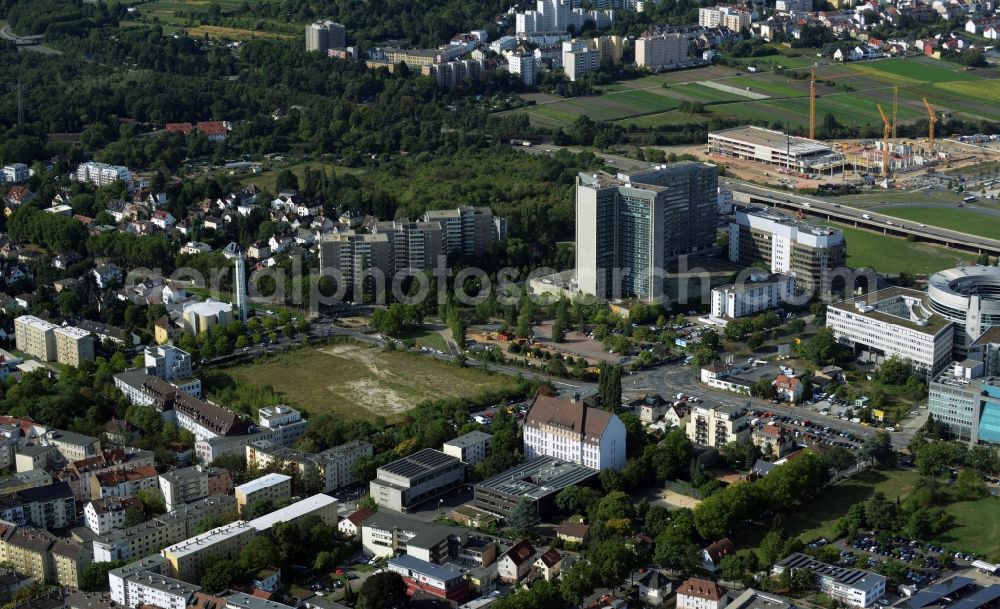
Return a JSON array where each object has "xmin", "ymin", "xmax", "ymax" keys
[{"xmin": 728, "ymin": 181, "xmax": 1000, "ymax": 257}]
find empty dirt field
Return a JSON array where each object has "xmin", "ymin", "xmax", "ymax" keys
[{"xmin": 218, "ymin": 341, "xmax": 518, "ymax": 420}]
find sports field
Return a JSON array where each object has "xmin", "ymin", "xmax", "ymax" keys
[
  {"xmin": 877, "ymin": 206, "xmax": 1000, "ymax": 240},
  {"xmin": 215, "ymin": 342, "xmax": 517, "ymax": 420},
  {"xmin": 831, "ymin": 222, "xmax": 975, "ymax": 274},
  {"xmin": 509, "ymin": 57, "xmax": 1000, "ymax": 131}
]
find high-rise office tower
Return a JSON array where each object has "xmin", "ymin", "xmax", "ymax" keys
[{"xmin": 575, "ymin": 162, "xmax": 718, "ymax": 302}]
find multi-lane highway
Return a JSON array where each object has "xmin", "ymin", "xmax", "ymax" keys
[{"xmin": 728, "ymin": 180, "xmax": 1000, "ymax": 257}]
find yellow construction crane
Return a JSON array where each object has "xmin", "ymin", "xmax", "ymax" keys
[
  {"xmin": 923, "ymin": 97, "xmax": 938, "ymax": 149},
  {"xmin": 810, "ymin": 67, "xmax": 816, "ymax": 140},
  {"xmin": 877, "ymin": 103, "xmax": 892, "ymax": 179}
]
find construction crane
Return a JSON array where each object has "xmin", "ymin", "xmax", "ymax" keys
[
  {"xmin": 923, "ymin": 97, "xmax": 938, "ymax": 149},
  {"xmin": 809, "ymin": 68, "xmax": 816, "ymax": 140},
  {"xmin": 877, "ymin": 103, "xmax": 892, "ymax": 179}
]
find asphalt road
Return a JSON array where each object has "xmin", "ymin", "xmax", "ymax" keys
[
  {"xmin": 0, "ymin": 25, "xmax": 60, "ymax": 54},
  {"xmin": 725, "ymin": 178, "xmax": 1000, "ymax": 255}
]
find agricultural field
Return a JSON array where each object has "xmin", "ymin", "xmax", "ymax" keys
[
  {"xmin": 876, "ymin": 206, "xmax": 1000, "ymax": 240},
  {"xmin": 512, "ymin": 57, "xmax": 1000, "ymax": 130},
  {"xmin": 216, "ymin": 342, "xmax": 518, "ymax": 420},
  {"xmin": 831, "ymin": 222, "xmax": 975, "ymax": 274}
]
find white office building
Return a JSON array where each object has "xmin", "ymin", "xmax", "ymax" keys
[
  {"xmin": 442, "ymin": 431, "xmax": 493, "ymax": 466},
  {"xmin": 523, "ymin": 393, "xmax": 627, "ymax": 471},
  {"xmin": 773, "ymin": 553, "xmax": 885, "ymax": 607},
  {"xmin": 711, "ymin": 272, "xmax": 795, "ymax": 320},
  {"xmin": 826, "ymin": 287, "xmax": 954, "ymax": 377}
]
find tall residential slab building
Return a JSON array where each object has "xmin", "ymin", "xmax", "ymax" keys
[
  {"xmin": 14, "ymin": 315, "xmax": 57, "ymax": 362},
  {"xmin": 729, "ymin": 208, "xmax": 846, "ymax": 296},
  {"xmin": 306, "ymin": 20, "xmax": 345, "ymax": 53},
  {"xmin": 423, "ymin": 206, "xmax": 499, "ymax": 257},
  {"xmin": 575, "ymin": 162, "xmax": 718, "ymax": 302},
  {"xmin": 635, "ymin": 32, "xmax": 690, "ymax": 70},
  {"xmin": 317, "ymin": 231, "xmax": 392, "ymax": 298},
  {"xmin": 372, "ymin": 220, "xmax": 445, "ymax": 272}
]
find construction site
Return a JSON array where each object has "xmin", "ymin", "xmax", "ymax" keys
[{"xmin": 697, "ymin": 69, "xmax": 999, "ymax": 190}]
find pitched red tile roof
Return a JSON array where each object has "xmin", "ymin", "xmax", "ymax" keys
[
  {"xmin": 679, "ymin": 577, "xmax": 725, "ymax": 601},
  {"xmin": 504, "ymin": 540, "xmax": 536, "ymax": 566},
  {"xmin": 703, "ymin": 538, "xmax": 736, "ymax": 564},
  {"xmin": 526, "ymin": 394, "xmax": 613, "ymax": 441}
]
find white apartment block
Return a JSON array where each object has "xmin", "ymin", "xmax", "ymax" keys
[
  {"xmin": 826, "ymin": 287, "xmax": 954, "ymax": 377},
  {"xmin": 144, "ymin": 345, "xmax": 193, "ymax": 382},
  {"xmin": 698, "ymin": 5, "xmax": 752, "ymax": 30},
  {"xmin": 125, "ymin": 572, "xmax": 199, "ymax": 609},
  {"xmin": 3, "ymin": 163, "xmax": 29, "ymax": 183},
  {"xmin": 685, "ymin": 403, "xmax": 751, "ymax": 448},
  {"xmin": 15, "ymin": 316, "xmax": 57, "ymax": 362},
  {"xmin": 635, "ymin": 32, "xmax": 690, "ymax": 70},
  {"xmin": 442, "ymin": 431, "xmax": 493, "ymax": 466},
  {"xmin": 76, "ymin": 162, "xmax": 131, "ymax": 187},
  {"xmin": 54, "ymin": 326, "xmax": 95, "ymax": 367},
  {"xmin": 109, "ymin": 555, "xmax": 171, "ymax": 606},
  {"xmin": 710, "ymin": 272, "xmax": 795, "ymax": 320},
  {"xmin": 505, "ymin": 50, "xmax": 537, "ymax": 86},
  {"xmin": 257, "ymin": 405, "xmax": 307, "ymax": 447},
  {"xmin": 84, "ymin": 499, "xmax": 132, "ymax": 535},
  {"xmin": 523, "ymin": 394, "xmax": 627, "ymax": 471},
  {"xmin": 773, "ymin": 553, "xmax": 885, "ymax": 607},
  {"xmin": 562, "ymin": 40, "xmax": 601, "ymax": 81}
]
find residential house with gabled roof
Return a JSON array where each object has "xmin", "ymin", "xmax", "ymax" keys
[
  {"xmin": 635, "ymin": 569, "xmax": 673, "ymax": 606},
  {"xmin": 700, "ymin": 538, "xmax": 736, "ymax": 572},
  {"xmin": 775, "ymin": 374, "xmax": 803, "ymax": 402},
  {"xmin": 497, "ymin": 540, "xmax": 535, "ymax": 583},
  {"xmin": 533, "ymin": 548, "xmax": 562, "ymax": 581}
]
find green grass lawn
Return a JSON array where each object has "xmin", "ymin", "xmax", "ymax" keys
[
  {"xmin": 395, "ymin": 326, "xmax": 449, "ymax": 351},
  {"xmin": 831, "ymin": 222, "xmax": 975, "ymax": 274},
  {"xmin": 214, "ymin": 342, "xmax": 516, "ymax": 420},
  {"xmin": 876, "ymin": 206, "xmax": 1000, "ymax": 240},
  {"xmin": 734, "ymin": 469, "xmax": 920, "ymax": 551},
  {"xmin": 931, "ymin": 497, "xmax": 1000, "ymax": 560}
]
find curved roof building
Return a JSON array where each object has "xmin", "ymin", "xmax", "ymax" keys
[{"xmin": 927, "ymin": 265, "xmax": 1000, "ymax": 356}]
